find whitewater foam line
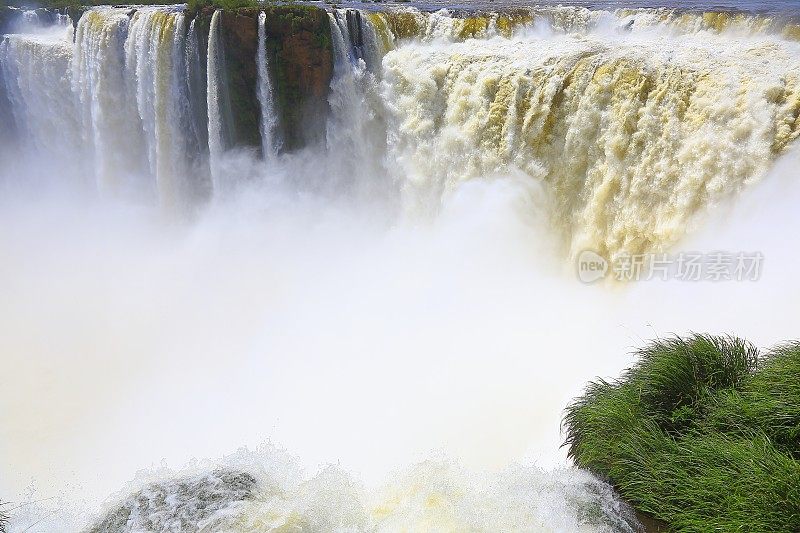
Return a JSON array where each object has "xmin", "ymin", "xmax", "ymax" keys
[{"xmin": 73, "ymin": 447, "xmax": 640, "ymax": 533}]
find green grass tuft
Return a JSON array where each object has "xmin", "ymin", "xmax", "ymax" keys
[{"xmin": 563, "ymin": 334, "xmax": 800, "ymax": 532}]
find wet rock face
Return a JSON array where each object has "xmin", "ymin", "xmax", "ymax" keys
[
  {"xmin": 66, "ymin": 6, "xmax": 86, "ymax": 33},
  {"xmin": 189, "ymin": 5, "xmax": 333, "ymax": 154},
  {"xmin": 219, "ymin": 10, "xmax": 262, "ymax": 151},
  {"xmin": 260, "ymin": 5, "xmax": 333, "ymax": 151},
  {"xmin": 85, "ymin": 470, "xmax": 257, "ymax": 533}
]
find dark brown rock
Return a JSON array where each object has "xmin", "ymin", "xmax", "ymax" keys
[
  {"xmin": 188, "ymin": 5, "xmax": 333, "ymax": 154},
  {"xmin": 260, "ymin": 5, "xmax": 333, "ymax": 151},
  {"xmin": 219, "ymin": 10, "xmax": 261, "ymax": 151}
]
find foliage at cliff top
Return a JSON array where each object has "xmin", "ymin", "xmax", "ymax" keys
[
  {"xmin": 563, "ymin": 334, "xmax": 800, "ymax": 532},
  {"xmin": 186, "ymin": 0, "xmax": 263, "ymax": 13}
]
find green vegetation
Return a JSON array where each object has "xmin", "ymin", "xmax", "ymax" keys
[
  {"xmin": 186, "ymin": 0, "xmax": 261, "ymax": 15},
  {"xmin": 563, "ymin": 334, "xmax": 800, "ymax": 532}
]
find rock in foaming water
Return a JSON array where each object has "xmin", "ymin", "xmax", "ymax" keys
[
  {"xmin": 86, "ymin": 470, "xmax": 257, "ymax": 533},
  {"xmin": 82, "ymin": 457, "xmax": 643, "ymax": 533}
]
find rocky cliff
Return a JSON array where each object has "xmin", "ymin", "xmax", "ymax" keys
[
  {"xmin": 261, "ymin": 5, "xmax": 333, "ymax": 151},
  {"xmin": 190, "ymin": 5, "xmax": 333, "ymax": 154}
]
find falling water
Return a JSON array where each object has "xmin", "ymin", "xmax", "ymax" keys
[
  {"xmin": 125, "ymin": 8, "xmax": 189, "ymax": 204},
  {"xmin": 22, "ymin": 9, "xmax": 39, "ymax": 26},
  {"xmin": 0, "ymin": 28, "xmax": 81, "ymax": 173},
  {"xmin": 256, "ymin": 11, "xmax": 278, "ymax": 161},
  {"xmin": 72, "ymin": 8, "xmax": 142, "ymax": 193},
  {"xmin": 183, "ymin": 16, "xmax": 212, "ymax": 196},
  {"xmin": 366, "ymin": 8, "xmax": 800, "ymax": 257},
  {"xmin": 325, "ymin": 11, "xmax": 390, "ymax": 198},
  {"xmin": 206, "ymin": 9, "xmax": 224, "ymax": 192}
]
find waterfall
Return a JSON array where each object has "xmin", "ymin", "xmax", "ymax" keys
[
  {"xmin": 1, "ymin": 5, "xmax": 208, "ymax": 200},
  {"xmin": 376, "ymin": 9, "xmax": 800, "ymax": 256},
  {"xmin": 0, "ymin": 36, "xmax": 26, "ymax": 143},
  {"xmin": 256, "ymin": 11, "xmax": 279, "ymax": 161},
  {"xmin": 0, "ymin": 37, "xmax": 14, "ymax": 143},
  {"xmin": 325, "ymin": 11, "xmax": 390, "ymax": 198},
  {"xmin": 73, "ymin": 8, "xmax": 145, "ymax": 193},
  {"xmin": 56, "ymin": 12, "xmax": 71, "ymax": 27},
  {"xmin": 184, "ymin": 17, "xmax": 211, "ymax": 193},
  {"xmin": 206, "ymin": 9, "xmax": 224, "ymax": 193},
  {"xmin": 124, "ymin": 8, "xmax": 188, "ymax": 205},
  {"xmin": 22, "ymin": 10, "xmax": 39, "ymax": 26},
  {"xmin": 0, "ymin": 30, "xmax": 83, "ymax": 178},
  {"xmin": 0, "ymin": 4, "xmax": 799, "ymax": 245}
]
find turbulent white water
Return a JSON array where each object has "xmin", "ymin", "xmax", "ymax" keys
[
  {"xmin": 358, "ymin": 8, "xmax": 800, "ymax": 258},
  {"xmin": 0, "ymin": 26, "xmax": 82, "ymax": 178},
  {"xmin": 2, "ymin": 4, "xmax": 800, "ymax": 532}
]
